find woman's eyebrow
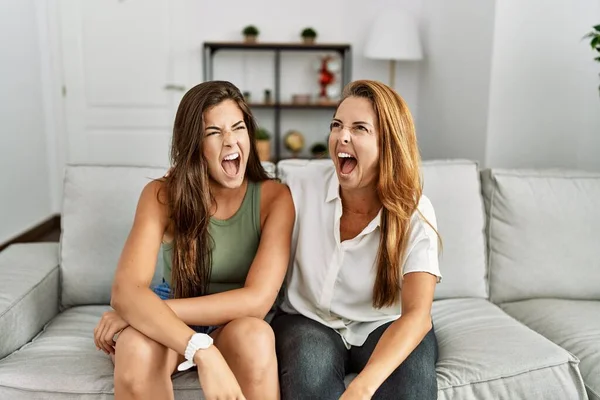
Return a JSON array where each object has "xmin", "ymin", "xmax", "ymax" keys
[{"xmin": 205, "ymin": 120, "xmax": 244, "ymax": 131}]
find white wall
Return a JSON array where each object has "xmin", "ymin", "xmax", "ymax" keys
[
  {"xmin": 0, "ymin": 0, "xmax": 53, "ymax": 244},
  {"xmin": 416, "ymin": 0, "xmax": 496, "ymax": 163},
  {"xmin": 486, "ymin": 0, "xmax": 600, "ymax": 170}
]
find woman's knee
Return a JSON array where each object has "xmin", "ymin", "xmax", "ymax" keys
[
  {"xmin": 217, "ymin": 317, "xmax": 276, "ymax": 369},
  {"xmin": 114, "ymin": 327, "xmax": 169, "ymax": 392}
]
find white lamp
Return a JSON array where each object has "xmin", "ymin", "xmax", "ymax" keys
[{"xmin": 364, "ymin": 10, "xmax": 423, "ymax": 89}]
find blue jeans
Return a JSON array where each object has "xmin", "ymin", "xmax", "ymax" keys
[
  {"xmin": 271, "ymin": 312, "xmax": 438, "ymax": 400},
  {"xmin": 152, "ymin": 280, "xmax": 219, "ymax": 335}
]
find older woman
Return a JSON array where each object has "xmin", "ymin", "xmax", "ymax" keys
[{"xmin": 272, "ymin": 80, "xmax": 441, "ymax": 400}]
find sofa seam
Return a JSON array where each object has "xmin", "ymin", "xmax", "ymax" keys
[
  {"xmin": 0, "ymin": 263, "xmax": 59, "ymax": 320},
  {"xmin": 438, "ymin": 359, "xmax": 582, "ymax": 392},
  {"xmin": 0, "ymin": 384, "xmax": 201, "ymax": 395},
  {"xmin": 486, "ymin": 172, "xmax": 497, "ymax": 303},
  {"xmin": 491, "ymin": 170, "xmax": 600, "ymax": 179}
]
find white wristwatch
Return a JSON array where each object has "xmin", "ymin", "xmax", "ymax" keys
[{"xmin": 177, "ymin": 333, "xmax": 214, "ymax": 371}]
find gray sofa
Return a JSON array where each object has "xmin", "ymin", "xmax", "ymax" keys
[{"xmin": 0, "ymin": 159, "xmax": 598, "ymax": 399}]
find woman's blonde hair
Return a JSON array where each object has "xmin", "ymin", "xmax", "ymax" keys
[{"xmin": 339, "ymin": 80, "xmax": 439, "ymax": 308}]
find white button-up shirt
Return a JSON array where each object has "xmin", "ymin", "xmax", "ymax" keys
[{"xmin": 281, "ymin": 165, "xmax": 442, "ymax": 348}]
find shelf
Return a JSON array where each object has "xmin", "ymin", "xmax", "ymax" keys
[
  {"xmin": 204, "ymin": 41, "xmax": 351, "ymax": 53},
  {"xmin": 249, "ymin": 103, "xmax": 338, "ymax": 110},
  {"xmin": 202, "ymin": 41, "xmax": 351, "ymax": 162}
]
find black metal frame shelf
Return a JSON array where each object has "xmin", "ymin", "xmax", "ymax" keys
[{"xmin": 202, "ymin": 41, "xmax": 352, "ymax": 161}]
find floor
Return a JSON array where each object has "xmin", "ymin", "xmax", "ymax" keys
[{"xmin": 38, "ymin": 228, "xmax": 61, "ymax": 242}]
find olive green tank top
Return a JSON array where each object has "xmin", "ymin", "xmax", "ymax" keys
[{"xmin": 162, "ymin": 181, "xmax": 261, "ymax": 294}]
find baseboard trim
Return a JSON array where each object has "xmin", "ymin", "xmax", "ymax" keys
[{"xmin": 0, "ymin": 214, "xmax": 61, "ymax": 252}]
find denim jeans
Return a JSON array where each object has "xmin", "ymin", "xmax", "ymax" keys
[{"xmin": 271, "ymin": 312, "xmax": 438, "ymax": 400}]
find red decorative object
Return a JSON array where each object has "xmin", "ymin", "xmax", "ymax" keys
[{"xmin": 318, "ymin": 56, "xmax": 335, "ymax": 98}]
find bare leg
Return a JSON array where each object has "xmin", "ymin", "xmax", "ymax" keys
[
  {"xmin": 213, "ymin": 317, "xmax": 279, "ymax": 400},
  {"xmin": 112, "ymin": 327, "xmax": 182, "ymax": 400}
]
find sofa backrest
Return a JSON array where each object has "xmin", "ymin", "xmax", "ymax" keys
[
  {"xmin": 60, "ymin": 162, "xmax": 276, "ymax": 308},
  {"xmin": 482, "ymin": 169, "xmax": 600, "ymax": 304},
  {"xmin": 277, "ymin": 159, "xmax": 489, "ymax": 300}
]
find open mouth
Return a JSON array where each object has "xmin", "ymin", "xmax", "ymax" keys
[
  {"xmin": 338, "ymin": 152, "xmax": 357, "ymax": 175},
  {"xmin": 221, "ymin": 152, "xmax": 241, "ymax": 177}
]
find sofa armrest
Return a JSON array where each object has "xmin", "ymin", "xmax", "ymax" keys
[{"xmin": 0, "ymin": 243, "xmax": 60, "ymax": 359}]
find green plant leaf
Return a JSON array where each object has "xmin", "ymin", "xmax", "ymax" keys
[
  {"xmin": 583, "ymin": 32, "xmax": 595, "ymax": 40},
  {"xmin": 594, "ymin": 24, "xmax": 600, "ymax": 31},
  {"xmin": 592, "ymin": 36, "xmax": 600, "ymax": 49},
  {"xmin": 595, "ymin": 56, "xmax": 600, "ymax": 62}
]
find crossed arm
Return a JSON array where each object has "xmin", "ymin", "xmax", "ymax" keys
[{"xmin": 99, "ymin": 180, "xmax": 294, "ymax": 355}]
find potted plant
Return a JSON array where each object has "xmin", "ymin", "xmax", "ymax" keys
[
  {"xmin": 310, "ymin": 142, "xmax": 328, "ymax": 158},
  {"xmin": 583, "ymin": 24, "xmax": 600, "ymax": 94},
  {"xmin": 301, "ymin": 27, "xmax": 317, "ymax": 45},
  {"xmin": 255, "ymin": 127, "xmax": 271, "ymax": 161},
  {"xmin": 242, "ymin": 25, "xmax": 259, "ymax": 43}
]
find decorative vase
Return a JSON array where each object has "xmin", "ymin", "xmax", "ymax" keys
[
  {"xmin": 244, "ymin": 35, "xmax": 257, "ymax": 43},
  {"xmin": 256, "ymin": 140, "xmax": 271, "ymax": 161},
  {"xmin": 303, "ymin": 37, "xmax": 315, "ymax": 45}
]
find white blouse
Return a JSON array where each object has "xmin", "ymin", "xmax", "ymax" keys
[{"xmin": 280, "ymin": 164, "xmax": 442, "ymax": 348}]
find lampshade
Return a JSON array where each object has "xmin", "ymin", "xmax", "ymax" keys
[{"xmin": 364, "ymin": 10, "xmax": 423, "ymax": 61}]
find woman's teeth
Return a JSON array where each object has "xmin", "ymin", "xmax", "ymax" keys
[{"xmin": 223, "ymin": 153, "xmax": 239, "ymax": 161}]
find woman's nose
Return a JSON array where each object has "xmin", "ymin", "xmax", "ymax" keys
[
  {"xmin": 223, "ymin": 130, "xmax": 236, "ymax": 146},
  {"xmin": 339, "ymin": 129, "xmax": 351, "ymax": 144}
]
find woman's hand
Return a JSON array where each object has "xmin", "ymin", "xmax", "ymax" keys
[
  {"xmin": 195, "ymin": 346, "xmax": 246, "ymax": 400},
  {"xmin": 93, "ymin": 310, "xmax": 129, "ymax": 354}
]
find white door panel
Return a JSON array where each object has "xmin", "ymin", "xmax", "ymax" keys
[{"xmin": 60, "ymin": 0, "xmax": 186, "ymax": 166}]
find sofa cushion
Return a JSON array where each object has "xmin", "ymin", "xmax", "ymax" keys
[
  {"xmin": 0, "ymin": 301, "xmax": 587, "ymax": 400},
  {"xmin": 0, "ymin": 306, "xmax": 203, "ymax": 399},
  {"xmin": 60, "ymin": 162, "xmax": 277, "ymax": 308},
  {"xmin": 0, "ymin": 243, "xmax": 60, "ymax": 359},
  {"xmin": 60, "ymin": 166, "xmax": 167, "ymax": 308},
  {"xmin": 501, "ymin": 299, "xmax": 600, "ymax": 400},
  {"xmin": 433, "ymin": 298, "xmax": 587, "ymax": 400},
  {"xmin": 277, "ymin": 159, "xmax": 488, "ymax": 299},
  {"xmin": 482, "ymin": 169, "xmax": 600, "ymax": 303}
]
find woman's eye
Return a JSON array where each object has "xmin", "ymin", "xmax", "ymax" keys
[
  {"xmin": 235, "ymin": 126, "xmax": 246, "ymax": 130},
  {"xmin": 357, "ymin": 125, "xmax": 367, "ymax": 131},
  {"xmin": 330, "ymin": 122, "xmax": 341, "ymax": 130},
  {"xmin": 206, "ymin": 131, "xmax": 219, "ymax": 136}
]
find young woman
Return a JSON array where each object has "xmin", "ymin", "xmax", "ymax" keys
[
  {"xmin": 272, "ymin": 80, "xmax": 442, "ymax": 400},
  {"xmin": 93, "ymin": 81, "xmax": 294, "ymax": 400}
]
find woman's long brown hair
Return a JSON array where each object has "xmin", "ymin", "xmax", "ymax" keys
[
  {"xmin": 338, "ymin": 80, "xmax": 440, "ymax": 308},
  {"xmin": 163, "ymin": 81, "xmax": 269, "ymax": 299}
]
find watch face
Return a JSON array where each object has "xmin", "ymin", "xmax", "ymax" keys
[{"xmin": 193, "ymin": 333, "xmax": 213, "ymax": 348}]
